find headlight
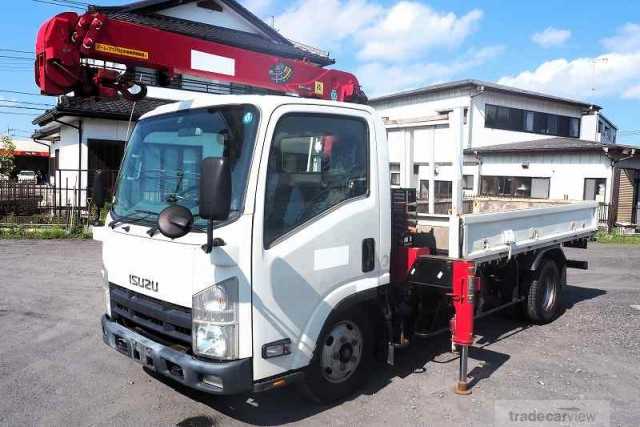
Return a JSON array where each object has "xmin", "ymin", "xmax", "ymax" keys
[
  {"xmin": 193, "ymin": 278, "xmax": 239, "ymax": 360},
  {"xmin": 102, "ymin": 266, "xmax": 111, "ymax": 318}
]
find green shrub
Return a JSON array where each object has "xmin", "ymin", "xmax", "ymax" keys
[
  {"xmin": 595, "ymin": 229, "xmax": 640, "ymax": 245},
  {"xmin": 0, "ymin": 225, "xmax": 92, "ymax": 240}
]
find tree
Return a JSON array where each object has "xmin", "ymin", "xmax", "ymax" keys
[{"xmin": 0, "ymin": 135, "xmax": 16, "ymax": 177}]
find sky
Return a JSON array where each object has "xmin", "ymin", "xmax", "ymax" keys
[{"xmin": 1, "ymin": 0, "xmax": 639, "ymax": 144}]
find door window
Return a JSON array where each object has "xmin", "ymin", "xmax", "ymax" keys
[{"xmin": 264, "ymin": 113, "xmax": 369, "ymax": 247}]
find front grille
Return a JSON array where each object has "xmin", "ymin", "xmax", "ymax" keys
[{"xmin": 109, "ymin": 284, "xmax": 192, "ymax": 346}]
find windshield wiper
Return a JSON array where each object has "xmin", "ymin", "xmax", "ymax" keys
[{"xmin": 109, "ymin": 209, "xmax": 158, "ymax": 229}]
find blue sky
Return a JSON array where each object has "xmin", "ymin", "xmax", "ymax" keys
[{"xmin": 1, "ymin": 0, "xmax": 639, "ymax": 144}]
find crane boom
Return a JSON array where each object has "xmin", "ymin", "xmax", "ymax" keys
[{"xmin": 35, "ymin": 11, "xmax": 367, "ymax": 103}]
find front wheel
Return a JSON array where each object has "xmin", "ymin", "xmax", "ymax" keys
[{"xmin": 301, "ymin": 310, "xmax": 373, "ymax": 404}]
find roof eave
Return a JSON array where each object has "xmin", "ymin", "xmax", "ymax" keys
[
  {"xmin": 370, "ymin": 79, "xmax": 601, "ymax": 110},
  {"xmin": 469, "ymin": 147, "xmax": 604, "ymax": 155},
  {"xmin": 34, "ymin": 109, "xmax": 144, "ymax": 127}
]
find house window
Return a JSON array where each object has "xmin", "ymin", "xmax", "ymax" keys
[
  {"xmin": 435, "ymin": 180, "xmax": 452, "ymax": 200},
  {"xmin": 531, "ymin": 178, "xmax": 551, "ymax": 199},
  {"xmin": 584, "ymin": 178, "xmax": 607, "ymax": 203},
  {"xmin": 481, "ymin": 176, "xmax": 550, "ymax": 199},
  {"xmin": 420, "ymin": 177, "xmax": 472, "ymax": 198},
  {"xmin": 485, "ymin": 104, "xmax": 580, "ymax": 138},
  {"xmin": 390, "ymin": 163, "xmax": 400, "ymax": 186},
  {"xmin": 419, "ymin": 180, "xmax": 428, "ymax": 199},
  {"xmin": 463, "ymin": 175, "xmax": 474, "ymax": 191},
  {"xmin": 524, "ymin": 111, "xmax": 535, "ymax": 132},
  {"xmin": 569, "ymin": 118, "xmax": 580, "ymax": 138}
]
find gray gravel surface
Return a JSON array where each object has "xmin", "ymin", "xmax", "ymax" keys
[{"xmin": 0, "ymin": 240, "xmax": 638, "ymax": 426}]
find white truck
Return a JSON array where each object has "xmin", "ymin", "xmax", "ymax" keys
[{"xmin": 93, "ymin": 95, "xmax": 597, "ymax": 402}]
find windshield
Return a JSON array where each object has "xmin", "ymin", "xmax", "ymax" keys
[{"xmin": 112, "ymin": 104, "xmax": 259, "ymax": 228}]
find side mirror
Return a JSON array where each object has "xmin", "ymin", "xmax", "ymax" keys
[
  {"xmin": 93, "ymin": 170, "xmax": 107, "ymax": 209},
  {"xmin": 200, "ymin": 157, "xmax": 231, "ymax": 221}
]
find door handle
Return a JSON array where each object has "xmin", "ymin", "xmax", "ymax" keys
[{"xmin": 362, "ymin": 238, "xmax": 375, "ymax": 273}]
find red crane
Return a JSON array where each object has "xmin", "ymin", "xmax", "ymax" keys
[{"xmin": 35, "ymin": 10, "xmax": 367, "ymax": 103}]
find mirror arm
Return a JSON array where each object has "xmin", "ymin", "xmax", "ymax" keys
[
  {"xmin": 202, "ymin": 220, "xmax": 226, "ymax": 253},
  {"xmin": 202, "ymin": 219, "xmax": 214, "ymax": 254}
]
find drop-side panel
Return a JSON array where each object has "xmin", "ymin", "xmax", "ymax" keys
[{"xmin": 462, "ymin": 201, "xmax": 598, "ymax": 262}]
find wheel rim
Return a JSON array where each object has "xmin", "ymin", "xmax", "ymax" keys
[
  {"xmin": 320, "ymin": 320, "xmax": 363, "ymax": 384},
  {"xmin": 542, "ymin": 273, "xmax": 558, "ymax": 311}
]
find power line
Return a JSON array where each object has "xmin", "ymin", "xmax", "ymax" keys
[
  {"xmin": 0, "ymin": 105, "xmax": 47, "ymax": 111},
  {"xmin": 0, "ymin": 110, "xmax": 41, "ymax": 117},
  {"xmin": 56, "ymin": 0, "xmax": 91, "ymax": 5},
  {"xmin": 0, "ymin": 49, "xmax": 35, "ymax": 55},
  {"xmin": 0, "ymin": 100, "xmax": 55, "ymax": 107},
  {"xmin": 0, "ymin": 55, "xmax": 34, "ymax": 60},
  {"xmin": 0, "ymin": 89, "xmax": 43, "ymax": 97},
  {"xmin": 31, "ymin": 0, "xmax": 85, "ymax": 10}
]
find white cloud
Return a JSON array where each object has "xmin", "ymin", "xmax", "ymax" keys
[
  {"xmin": 498, "ymin": 52, "xmax": 640, "ymax": 100},
  {"xmin": 531, "ymin": 27, "xmax": 571, "ymax": 48},
  {"xmin": 359, "ymin": 45, "xmax": 504, "ymax": 97},
  {"xmin": 274, "ymin": 0, "xmax": 383, "ymax": 50},
  {"xmin": 601, "ymin": 23, "xmax": 640, "ymax": 53},
  {"xmin": 357, "ymin": 3, "xmax": 483, "ymax": 62},
  {"xmin": 623, "ymin": 84, "xmax": 640, "ymax": 99},
  {"xmin": 274, "ymin": 1, "xmax": 481, "ymax": 60}
]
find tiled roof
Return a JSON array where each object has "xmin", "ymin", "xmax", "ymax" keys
[
  {"xmin": 465, "ymin": 137, "xmax": 637, "ymax": 154},
  {"xmin": 32, "ymin": 96, "xmax": 172, "ymax": 126},
  {"xmin": 90, "ymin": 0, "xmax": 334, "ymax": 66},
  {"xmin": 370, "ymin": 79, "xmax": 601, "ymax": 110}
]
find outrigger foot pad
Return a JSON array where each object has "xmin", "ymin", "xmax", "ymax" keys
[{"xmin": 454, "ymin": 381, "xmax": 472, "ymax": 395}]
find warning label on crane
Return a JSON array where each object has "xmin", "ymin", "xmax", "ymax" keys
[{"xmin": 95, "ymin": 43, "xmax": 149, "ymax": 60}]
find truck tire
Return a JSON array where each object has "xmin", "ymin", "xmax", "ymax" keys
[
  {"xmin": 526, "ymin": 259, "xmax": 562, "ymax": 324},
  {"xmin": 301, "ymin": 309, "xmax": 373, "ymax": 404}
]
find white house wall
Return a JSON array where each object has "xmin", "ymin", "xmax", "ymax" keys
[
  {"xmin": 478, "ymin": 151, "xmax": 612, "ymax": 202},
  {"xmin": 53, "ymin": 118, "xmax": 132, "ymax": 206},
  {"xmin": 413, "ymin": 126, "xmax": 453, "ymax": 163},
  {"xmin": 581, "ymin": 114, "xmax": 599, "ymax": 142},
  {"xmin": 160, "ymin": 3, "xmax": 261, "ymax": 34},
  {"xmin": 372, "ymin": 88, "xmax": 472, "ymax": 119}
]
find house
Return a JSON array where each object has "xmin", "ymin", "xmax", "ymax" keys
[
  {"xmin": 369, "ymin": 79, "xmax": 640, "ymax": 228},
  {"xmin": 1, "ymin": 137, "xmax": 50, "ymax": 181},
  {"xmin": 32, "ymin": 0, "xmax": 333, "ymax": 206},
  {"xmin": 33, "ymin": 96, "xmax": 171, "ymax": 203}
]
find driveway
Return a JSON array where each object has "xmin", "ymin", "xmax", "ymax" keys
[{"xmin": 0, "ymin": 240, "xmax": 638, "ymax": 426}]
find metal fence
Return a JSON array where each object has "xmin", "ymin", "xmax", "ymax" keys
[
  {"xmin": 0, "ymin": 168, "xmax": 118, "ymax": 225},
  {"xmin": 597, "ymin": 203, "xmax": 609, "ymax": 224},
  {"xmin": 1, "ymin": 182, "xmax": 78, "ymax": 224}
]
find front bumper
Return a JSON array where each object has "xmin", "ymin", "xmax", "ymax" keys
[{"xmin": 101, "ymin": 315, "xmax": 252, "ymax": 395}]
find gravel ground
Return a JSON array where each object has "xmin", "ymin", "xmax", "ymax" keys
[{"xmin": 0, "ymin": 240, "xmax": 638, "ymax": 426}]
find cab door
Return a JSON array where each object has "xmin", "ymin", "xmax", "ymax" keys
[{"xmin": 251, "ymin": 104, "xmax": 383, "ymax": 380}]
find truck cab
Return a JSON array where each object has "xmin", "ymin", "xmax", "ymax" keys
[{"xmin": 98, "ymin": 95, "xmax": 391, "ymax": 400}]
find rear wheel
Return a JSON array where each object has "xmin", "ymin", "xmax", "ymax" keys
[
  {"xmin": 301, "ymin": 310, "xmax": 373, "ymax": 404},
  {"xmin": 526, "ymin": 259, "xmax": 562, "ymax": 324}
]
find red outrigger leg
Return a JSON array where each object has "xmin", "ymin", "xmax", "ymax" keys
[{"xmin": 450, "ymin": 260, "xmax": 478, "ymax": 395}]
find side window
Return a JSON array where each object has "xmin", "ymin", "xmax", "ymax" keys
[{"xmin": 264, "ymin": 113, "xmax": 369, "ymax": 247}]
